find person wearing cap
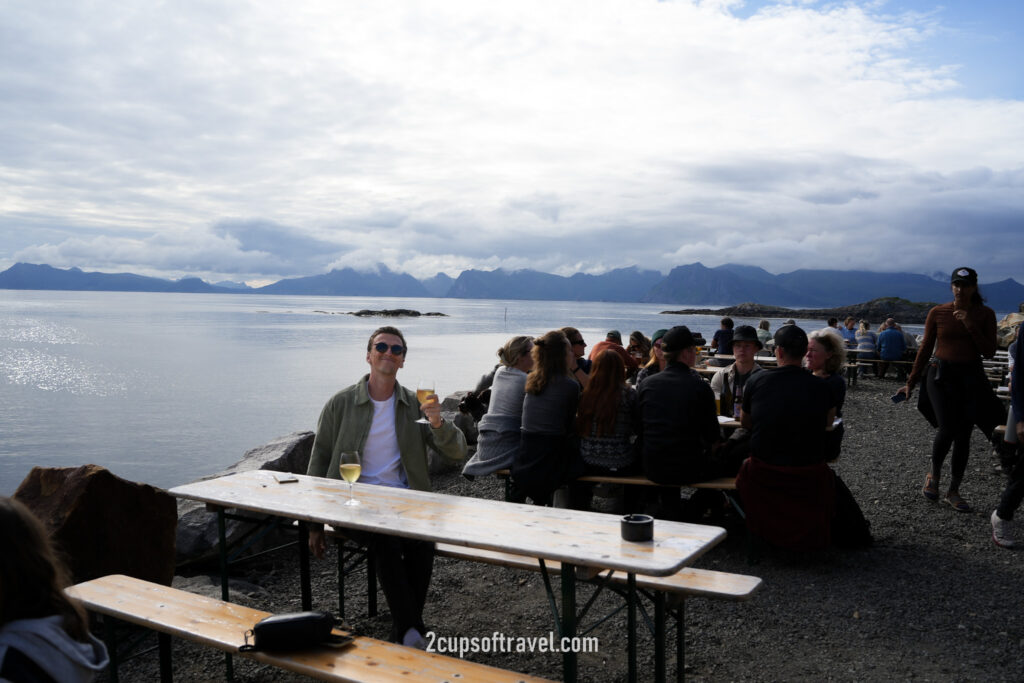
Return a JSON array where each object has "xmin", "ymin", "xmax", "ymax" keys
[
  {"xmin": 635, "ymin": 329, "xmax": 668, "ymax": 386},
  {"xmin": 588, "ymin": 329, "xmax": 639, "ymax": 373},
  {"xmin": 710, "ymin": 325, "xmax": 764, "ymax": 421},
  {"xmin": 637, "ymin": 326, "xmax": 722, "ymax": 490},
  {"xmin": 897, "ymin": 267, "xmax": 999, "ymax": 514},
  {"xmin": 736, "ymin": 324, "xmax": 839, "ymax": 550}
]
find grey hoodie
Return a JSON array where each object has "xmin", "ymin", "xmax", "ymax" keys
[{"xmin": 0, "ymin": 615, "xmax": 108, "ymax": 682}]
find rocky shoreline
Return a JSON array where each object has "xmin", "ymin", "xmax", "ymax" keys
[
  {"xmin": 661, "ymin": 297, "xmax": 937, "ymax": 324},
  {"xmin": 99, "ymin": 377, "xmax": 1022, "ymax": 682}
]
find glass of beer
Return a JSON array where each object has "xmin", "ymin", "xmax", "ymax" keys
[
  {"xmin": 339, "ymin": 451, "xmax": 361, "ymax": 506},
  {"xmin": 713, "ymin": 390, "xmax": 721, "ymax": 416},
  {"xmin": 415, "ymin": 379, "xmax": 435, "ymax": 424}
]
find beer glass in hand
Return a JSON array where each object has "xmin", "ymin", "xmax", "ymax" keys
[
  {"xmin": 339, "ymin": 451, "xmax": 361, "ymax": 506},
  {"xmin": 416, "ymin": 380, "xmax": 435, "ymax": 425}
]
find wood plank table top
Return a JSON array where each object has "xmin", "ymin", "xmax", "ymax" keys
[{"xmin": 169, "ymin": 470, "xmax": 726, "ymax": 578}]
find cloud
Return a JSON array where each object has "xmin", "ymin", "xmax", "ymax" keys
[{"xmin": 1, "ymin": 0, "xmax": 1022, "ymax": 283}]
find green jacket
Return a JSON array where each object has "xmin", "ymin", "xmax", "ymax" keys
[{"xmin": 307, "ymin": 375, "xmax": 467, "ymax": 491}]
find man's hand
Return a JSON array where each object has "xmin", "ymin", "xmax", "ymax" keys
[
  {"xmin": 897, "ymin": 384, "xmax": 912, "ymax": 400},
  {"xmin": 420, "ymin": 393, "xmax": 443, "ymax": 428},
  {"xmin": 309, "ymin": 527, "xmax": 326, "ymax": 560}
]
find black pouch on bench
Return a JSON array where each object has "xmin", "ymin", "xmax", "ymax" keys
[{"xmin": 239, "ymin": 610, "xmax": 353, "ymax": 652}]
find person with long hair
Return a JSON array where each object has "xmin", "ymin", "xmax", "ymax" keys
[
  {"xmin": 635, "ymin": 329, "xmax": 667, "ymax": 386},
  {"xmin": 897, "ymin": 267, "xmax": 999, "ymax": 513},
  {"xmin": 0, "ymin": 496, "xmax": 108, "ymax": 682},
  {"xmin": 806, "ymin": 328, "xmax": 848, "ymax": 461},
  {"xmin": 569, "ymin": 350, "xmax": 641, "ymax": 510},
  {"xmin": 462, "ymin": 335, "xmax": 534, "ymax": 479},
  {"xmin": 512, "ymin": 330, "xmax": 582, "ymax": 505}
]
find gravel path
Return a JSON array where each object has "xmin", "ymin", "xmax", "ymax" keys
[{"xmin": 100, "ymin": 377, "xmax": 1023, "ymax": 682}]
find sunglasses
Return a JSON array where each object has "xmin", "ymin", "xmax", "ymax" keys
[
  {"xmin": 571, "ymin": 339, "xmax": 585, "ymax": 346},
  {"xmin": 374, "ymin": 342, "xmax": 406, "ymax": 355}
]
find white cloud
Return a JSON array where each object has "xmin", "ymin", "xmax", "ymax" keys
[{"xmin": 1, "ymin": 0, "xmax": 1022, "ymax": 282}]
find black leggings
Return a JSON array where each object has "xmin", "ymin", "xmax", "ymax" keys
[{"xmin": 925, "ymin": 363, "xmax": 977, "ymax": 487}]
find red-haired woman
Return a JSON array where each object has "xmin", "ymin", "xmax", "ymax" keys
[{"xmin": 568, "ymin": 349, "xmax": 641, "ymax": 510}]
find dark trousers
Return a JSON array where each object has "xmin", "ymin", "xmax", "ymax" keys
[
  {"xmin": 997, "ymin": 450, "xmax": 1024, "ymax": 521},
  {"xmin": 926, "ymin": 365, "xmax": 975, "ymax": 486},
  {"xmin": 355, "ymin": 531, "xmax": 435, "ymax": 641}
]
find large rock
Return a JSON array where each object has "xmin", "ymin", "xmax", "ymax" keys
[
  {"xmin": 14, "ymin": 464, "xmax": 177, "ymax": 586},
  {"xmin": 997, "ymin": 312, "xmax": 1023, "ymax": 349},
  {"xmin": 175, "ymin": 431, "xmax": 314, "ymax": 565}
]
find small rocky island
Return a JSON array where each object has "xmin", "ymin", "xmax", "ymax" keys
[
  {"xmin": 312, "ymin": 309, "xmax": 448, "ymax": 317},
  {"xmin": 662, "ymin": 297, "xmax": 936, "ymax": 324}
]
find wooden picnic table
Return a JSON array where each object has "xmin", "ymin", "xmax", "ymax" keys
[{"xmin": 169, "ymin": 470, "xmax": 726, "ymax": 683}]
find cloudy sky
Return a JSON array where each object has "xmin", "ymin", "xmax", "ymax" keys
[{"xmin": 2, "ymin": 0, "xmax": 1022, "ymax": 286}]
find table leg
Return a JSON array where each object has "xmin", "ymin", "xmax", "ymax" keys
[
  {"xmin": 298, "ymin": 522, "xmax": 311, "ymax": 610},
  {"xmin": 215, "ymin": 506, "xmax": 234, "ymax": 681},
  {"xmin": 158, "ymin": 632, "xmax": 172, "ymax": 683},
  {"xmin": 562, "ymin": 563, "xmax": 578, "ymax": 683},
  {"xmin": 654, "ymin": 591, "xmax": 666, "ymax": 683},
  {"xmin": 628, "ymin": 573, "xmax": 637, "ymax": 683}
]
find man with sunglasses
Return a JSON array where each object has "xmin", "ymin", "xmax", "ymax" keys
[{"xmin": 306, "ymin": 326, "xmax": 467, "ymax": 648}]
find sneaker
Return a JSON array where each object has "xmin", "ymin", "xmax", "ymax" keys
[{"xmin": 991, "ymin": 510, "xmax": 1017, "ymax": 548}]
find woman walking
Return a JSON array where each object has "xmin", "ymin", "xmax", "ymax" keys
[{"xmin": 897, "ymin": 267, "xmax": 998, "ymax": 512}]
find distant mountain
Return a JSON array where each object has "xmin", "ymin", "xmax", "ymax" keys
[
  {"xmin": 256, "ymin": 265, "xmax": 430, "ymax": 297},
  {"xmin": 213, "ymin": 280, "xmax": 252, "ymax": 290},
  {"xmin": 446, "ymin": 266, "xmax": 662, "ymax": 302},
  {"xmin": 420, "ymin": 272, "xmax": 455, "ymax": 297},
  {"xmin": 2, "ymin": 262, "xmax": 1022, "ymax": 311},
  {"xmin": 642, "ymin": 263, "xmax": 817, "ymax": 307},
  {"xmin": 0, "ymin": 263, "xmax": 234, "ymax": 294}
]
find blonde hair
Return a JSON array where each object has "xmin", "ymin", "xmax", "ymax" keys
[
  {"xmin": 809, "ymin": 328, "xmax": 847, "ymax": 375},
  {"xmin": 497, "ymin": 335, "xmax": 533, "ymax": 368}
]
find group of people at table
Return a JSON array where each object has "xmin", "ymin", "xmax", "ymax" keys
[{"xmin": 4, "ymin": 268, "xmax": 1022, "ymax": 683}]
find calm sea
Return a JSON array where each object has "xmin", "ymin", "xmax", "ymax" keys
[{"xmin": 0, "ymin": 290, "xmax": 923, "ymax": 494}]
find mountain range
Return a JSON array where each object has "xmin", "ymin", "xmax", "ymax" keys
[{"xmin": 2, "ymin": 262, "xmax": 1023, "ymax": 312}]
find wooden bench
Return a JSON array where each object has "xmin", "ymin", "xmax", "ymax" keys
[{"xmin": 66, "ymin": 574, "xmax": 553, "ymax": 683}]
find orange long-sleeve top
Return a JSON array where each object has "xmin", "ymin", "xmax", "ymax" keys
[{"xmin": 906, "ymin": 301, "xmax": 997, "ymax": 390}]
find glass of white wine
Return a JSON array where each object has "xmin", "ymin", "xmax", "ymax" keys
[
  {"xmin": 339, "ymin": 451, "xmax": 361, "ymax": 506},
  {"xmin": 415, "ymin": 379, "xmax": 435, "ymax": 425}
]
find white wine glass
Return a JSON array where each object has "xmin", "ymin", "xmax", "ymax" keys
[
  {"xmin": 415, "ymin": 380, "xmax": 435, "ymax": 425},
  {"xmin": 339, "ymin": 451, "xmax": 361, "ymax": 506}
]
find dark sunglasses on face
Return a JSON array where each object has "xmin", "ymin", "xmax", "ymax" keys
[
  {"xmin": 571, "ymin": 339, "xmax": 585, "ymax": 346},
  {"xmin": 374, "ymin": 342, "xmax": 406, "ymax": 355}
]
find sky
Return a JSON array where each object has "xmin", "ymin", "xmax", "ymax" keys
[{"xmin": 1, "ymin": 0, "xmax": 1022, "ymax": 287}]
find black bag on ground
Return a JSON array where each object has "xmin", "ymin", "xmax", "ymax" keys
[{"xmin": 239, "ymin": 611, "xmax": 352, "ymax": 652}]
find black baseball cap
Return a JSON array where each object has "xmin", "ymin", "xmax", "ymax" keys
[
  {"xmin": 773, "ymin": 324, "xmax": 808, "ymax": 356},
  {"xmin": 951, "ymin": 267, "xmax": 977, "ymax": 286}
]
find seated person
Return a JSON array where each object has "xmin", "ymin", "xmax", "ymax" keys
[
  {"xmin": 513, "ymin": 330, "xmax": 583, "ymax": 506},
  {"xmin": 569, "ymin": 350, "xmax": 641, "ymax": 511},
  {"xmin": 708, "ymin": 317, "xmax": 735, "ymax": 367},
  {"xmin": 561, "ymin": 326, "xmax": 591, "ymax": 387},
  {"xmin": 738, "ymin": 324, "xmax": 837, "ymax": 550},
  {"xmin": 589, "ymin": 330, "xmax": 639, "ymax": 373},
  {"xmin": 710, "ymin": 325, "xmax": 764, "ymax": 473},
  {"xmin": 805, "ymin": 328, "xmax": 848, "ymax": 461},
  {"xmin": 626, "ymin": 330, "xmax": 652, "ymax": 368},
  {"xmin": 636, "ymin": 328, "xmax": 668, "ymax": 386},
  {"xmin": 757, "ymin": 319, "xmax": 772, "ymax": 349},
  {"xmin": 639, "ymin": 326, "xmax": 722, "ymax": 487},
  {"xmin": 307, "ymin": 326, "xmax": 468, "ymax": 647},
  {"xmin": 876, "ymin": 318, "xmax": 907, "ymax": 380},
  {"xmin": 462, "ymin": 335, "xmax": 534, "ymax": 478},
  {"xmin": 0, "ymin": 497, "xmax": 109, "ymax": 682}
]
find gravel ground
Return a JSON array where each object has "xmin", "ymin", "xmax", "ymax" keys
[{"xmin": 100, "ymin": 377, "xmax": 1023, "ymax": 682}]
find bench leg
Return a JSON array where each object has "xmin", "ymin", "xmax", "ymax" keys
[
  {"xmin": 367, "ymin": 547, "xmax": 378, "ymax": 617},
  {"xmin": 158, "ymin": 632, "xmax": 172, "ymax": 683},
  {"xmin": 103, "ymin": 616, "xmax": 120, "ymax": 683},
  {"xmin": 654, "ymin": 591, "xmax": 666, "ymax": 683},
  {"xmin": 676, "ymin": 599, "xmax": 685, "ymax": 683}
]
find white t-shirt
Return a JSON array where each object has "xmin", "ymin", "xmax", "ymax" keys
[{"xmin": 361, "ymin": 390, "xmax": 409, "ymax": 488}]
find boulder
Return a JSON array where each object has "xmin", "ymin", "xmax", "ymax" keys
[
  {"xmin": 996, "ymin": 312, "xmax": 1022, "ymax": 349},
  {"xmin": 175, "ymin": 431, "xmax": 314, "ymax": 566},
  {"xmin": 14, "ymin": 464, "xmax": 177, "ymax": 586}
]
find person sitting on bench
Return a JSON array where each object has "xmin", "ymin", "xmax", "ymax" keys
[{"xmin": 306, "ymin": 326, "xmax": 468, "ymax": 648}]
